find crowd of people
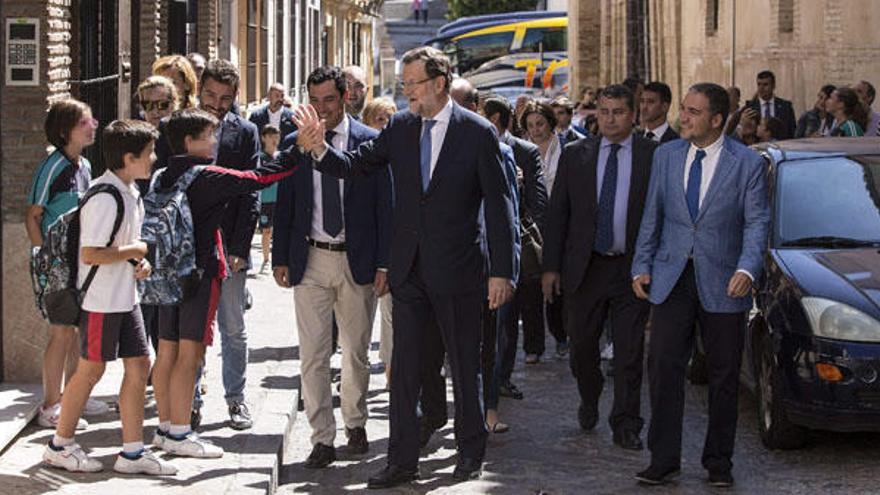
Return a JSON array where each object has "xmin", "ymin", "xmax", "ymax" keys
[{"xmin": 24, "ymin": 43, "xmax": 878, "ymax": 490}]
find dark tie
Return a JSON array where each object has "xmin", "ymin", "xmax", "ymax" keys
[
  {"xmin": 686, "ymin": 149, "xmax": 706, "ymax": 222},
  {"xmin": 322, "ymin": 130, "xmax": 343, "ymax": 237},
  {"xmin": 420, "ymin": 120, "xmax": 436, "ymax": 192},
  {"xmin": 594, "ymin": 143, "xmax": 621, "ymax": 254},
  {"xmin": 763, "ymin": 101, "xmax": 771, "ymax": 119},
  {"xmin": 645, "ymin": 130, "xmax": 656, "ymax": 141}
]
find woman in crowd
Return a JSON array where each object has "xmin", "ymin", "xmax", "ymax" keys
[
  {"xmin": 137, "ymin": 75, "xmax": 180, "ymax": 128},
  {"xmin": 796, "ymin": 84, "xmax": 836, "ymax": 137},
  {"xmin": 757, "ymin": 116, "xmax": 785, "ymax": 143},
  {"xmin": 362, "ymin": 96, "xmax": 398, "ymax": 387},
  {"xmin": 26, "ymin": 99, "xmax": 105, "ymax": 428},
  {"xmin": 828, "ymin": 87, "xmax": 868, "ymax": 137},
  {"xmin": 152, "ymin": 55, "xmax": 198, "ymax": 109},
  {"xmin": 520, "ymin": 100, "xmax": 569, "ymax": 363}
]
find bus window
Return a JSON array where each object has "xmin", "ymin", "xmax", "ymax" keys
[
  {"xmin": 454, "ymin": 31, "xmax": 516, "ymax": 74},
  {"xmin": 520, "ymin": 27, "xmax": 567, "ymax": 53}
]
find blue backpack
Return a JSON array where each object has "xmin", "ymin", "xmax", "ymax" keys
[{"xmin": 139, "ymin": 166, "xmax": 205, "ymax": 305}]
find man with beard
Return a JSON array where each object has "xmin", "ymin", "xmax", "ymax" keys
[
  {"xmin": 343, "ymin": 66, "xmax": 368, "ymax": 119},
  {"xmin": 249, "ymin": 82, "xmax": 297, "ymax": 140}
]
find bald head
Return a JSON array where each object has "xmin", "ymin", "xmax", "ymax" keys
[
  {"xmin": 450, "ymin": 78, "xmax": 478, "ymax": 111},
  {"xmin": 343, "ymin": 65, "xmax": 368, "ymax": 116}
]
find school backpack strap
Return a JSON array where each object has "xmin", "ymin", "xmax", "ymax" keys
[{"xmin": 78, "ymin": 184, "xmax": 125, "ymax": 296}]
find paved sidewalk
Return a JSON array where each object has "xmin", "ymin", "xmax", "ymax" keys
[{"xmin": 0, "ymin": 241, "xmax": 298, "ymax": 495}]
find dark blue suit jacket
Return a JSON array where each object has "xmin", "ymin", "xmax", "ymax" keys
[
  {"xmin": 248, "ymin": 104, "xmax": 297, "ymax": 139},
  {"xmin": 272, "ymin": 116, "xmax": 393, "ymax": 286},
  {"xmin": 313, "ymin": 102, "xmax": 517, "ymax": 294},
  {"xmin": 154, "ymin": 112, "xmax": 261, "ymax": 261}
]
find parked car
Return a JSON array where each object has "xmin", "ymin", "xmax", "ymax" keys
[{"xmin": 742, "ymin": 138, "xmax": 880, "ymax": 449}]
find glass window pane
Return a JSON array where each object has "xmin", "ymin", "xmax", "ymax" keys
[{"xmin": 454, "ymin": 31, "xmax": 515, "ymax": 74}]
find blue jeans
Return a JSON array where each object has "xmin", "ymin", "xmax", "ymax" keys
[{"xmin": 216, "ymin": 269, "xmax": 249, "ymax": 405}]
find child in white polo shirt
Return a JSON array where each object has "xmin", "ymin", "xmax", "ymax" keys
[{"xmin": 43, "ymin": 120, "xmax": 176, "ymax": 475}]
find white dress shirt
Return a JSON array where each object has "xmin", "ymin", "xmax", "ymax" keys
[
  {"xmin": 268, "ymin": 105, "xmax": 283, "ymax": 129},
  {"xmin": 310, "ymin": 117, "xmax": 348, "ymax": 243},
  {"xmin": 542, "ymin": 135, "xmax": 562, "ymax": 197},
  {"xmin": 644, "ymin": 121, "xmax": 669, "ymax": 142},
  {"xmin": 683, "ymin": 133, "xmax": 725, "ymax": 208},
  {"xmin": 422, "ymin": 97, "xmax": 454, "ymax": 180}
]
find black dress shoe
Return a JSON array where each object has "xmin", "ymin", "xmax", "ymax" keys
[
  {"xmin": 613, "ymin": 429, "xmax": 644, "ymax": 450},
  {"xmin": 635, "ymin": 465, "xmax": 681, "ymax": 485},
  {"xmin": 577, "ymin": 403, "xmax": 598, "ymax": 431},
  {"xmin": 708, "ymin": 470, "xmax": 734, "ymax": 487},
  {"xmin": 452, "ymin": 457, "xmax": 483, "ymax": 481},
  {"xmin": 303, "ymin": 443, "xmax": 336, "ymax": 469},
  {"xmin": 367, "ymin": 464, "xmax": 419, "ymax": 489},
  {"xmin": 498, "ymin": 381, "xmax": 524, "ymax": 400},
  {"xmin": 346, "ymin": 426, "xmax": 369, "ymax": 454}
]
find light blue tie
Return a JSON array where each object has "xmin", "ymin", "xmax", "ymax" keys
[
  {"xmin": 686, "ymin": 149, "xmax": 706, "ymax": 222},
  {"xmin": 420, "ymin": 119, "xmax": 436, "ymax": 192}
]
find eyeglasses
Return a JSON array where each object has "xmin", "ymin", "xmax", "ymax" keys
[
  {"xmin": 77, "ymin": 117, "xmax": 99, "ymax": 129},
  {"xmin": 141, "ymin": 99, "xmax": 172, "ymax": 112},
  {"xmin": 399, "ymin": 76, "xmax": 436, "ymax": 90}
]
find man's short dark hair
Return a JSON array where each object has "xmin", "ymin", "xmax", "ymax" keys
[
  {"xmin": 689, "ymin": 82, "xmax": 731, "ymax": 124},
  {"xmin": 599, "ymin": 84, "xmax": 635, "ymax": 111},
  {"xmin": 260, "ymin": 124, "xmax": 281, "ymax": 137},
  {"xmin": 307, "ymin": 65, "xmax": 348, "ymax": 97},
  {"xmin": 165, "ymin": 108, "xmax": 219, "ymax": 155},
  {"xmin": 622, "ymin": 76, "xmax": 643, "ymax": 93},
  {"xmin": 551, "ymin": 96, "xmax": 574, "ymax": 113},
  {"xmin": 644, "ymin": 81, "xmax": 672, "ymax": 104},
  {"xmin": 820, "ymin": 84, "xmax": 837, "ymax": 98},
  {"xmin": 102, "ymin": 120, "xmax": 160, "ymax": 171},
  {"xmin": 200, "ymin": 59, "xmax": 240, "ymax": 92},
  {"xmin": 757, "ymin": 70, "xmax": 776, "ymax": 85},
  {"xmin": 859, "ymin": 80, "xmax": 876, "ymax": 105},
  {"xmin": 483, "ymin": 97, "xmax": 512, "ymax": 129},
  {"xmin": 401, "ymin": 46, "xmax": 452, "ymax": 92}
]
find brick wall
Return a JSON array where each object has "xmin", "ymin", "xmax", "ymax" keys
[
  {"xmin": 197, "ymin": 0, "xmax": 218, "ymax": 60},
  {"xmin": 140, "ymin": 0, "xmax": 163, "ymax": 78}
]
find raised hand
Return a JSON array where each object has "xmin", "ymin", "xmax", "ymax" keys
[{"xmin": 292, "ymin": 104, "xmax": 327, "ymax": 153}]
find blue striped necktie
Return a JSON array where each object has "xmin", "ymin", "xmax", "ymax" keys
[
  {"xmin": 420, "ymin": 120, "xmax": 436, "ymax": 192},
  {"xmin": 686, "ymin": 149, "xmax": 706, "ymax": 222}
]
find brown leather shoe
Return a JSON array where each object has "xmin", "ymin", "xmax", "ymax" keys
[{"xmin": 346, "ymin": 426, "xmax": 369, "ymax": 455}]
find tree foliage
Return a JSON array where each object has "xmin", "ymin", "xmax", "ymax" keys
[{"xmin": 446, "ymin": 0, "xmax": 541, "ymax": 20}]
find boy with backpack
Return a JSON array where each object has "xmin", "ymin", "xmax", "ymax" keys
[
  {"xmin": 43, "ymin": 120, "xmax": 178, "ymax": 475},
  {"xmin": 148, "ymin": 108, "xmax": 300, "ymax": 458}
]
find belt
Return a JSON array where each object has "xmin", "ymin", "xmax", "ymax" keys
[
  {"xmin": 307, "ymin": 238, "xmax": 346, "ymax": 252},
  {"xmin": 593, "ymin": 251, "xmax": 625, "ymax": 258}
]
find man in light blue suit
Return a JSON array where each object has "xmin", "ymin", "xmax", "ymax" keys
[{"xmin": 631, "ymin": 82, "xmax": 770, "ymax": 488}]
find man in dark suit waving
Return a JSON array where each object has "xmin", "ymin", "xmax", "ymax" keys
[
  {"xmin": 542, "ymin": 85, "xmax": 656, "ymax": 451},
  {"xmin": 293, "ymin": 46, "xmax": 517, "ymax": 488},
  {"xmin": 272, "ymin": 66, "xmax": 392, "ymax": 469}
]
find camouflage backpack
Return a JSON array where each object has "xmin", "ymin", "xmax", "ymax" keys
[{"xmin": 138, "ymin": 166, "xmax": 205, "ymax": 305}]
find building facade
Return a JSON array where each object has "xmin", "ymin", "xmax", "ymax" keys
[
  {"xmin": 569, "ymin": 0, "xmax": 880, "ymax": 119},
  {"xmin": 0, "ymin": 0, "xmax": 381, "ymax": 383}
]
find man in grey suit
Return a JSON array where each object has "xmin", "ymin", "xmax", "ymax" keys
[{"xmin": 631, "ymin": 83, "xmax": 770, "ymax": 488}]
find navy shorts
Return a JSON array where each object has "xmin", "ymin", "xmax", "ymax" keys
[
  {"xmin": 259, "ymin": 203, "xmax": 275, "ymax": 229},
  {"xmin": 79, "ymin": 306, "xmax": 149, "ymax": 362},
  {"xmin": 157, "ymin": 277, "xmax": 221, "ymax": 346}
]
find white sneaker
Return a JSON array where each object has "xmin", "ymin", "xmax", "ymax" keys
[
  {"xmin": 83, "ymin": 398, "xmax": 110, "ymax": 416},
  {"xmin": 114, "ymin": 449, "xmax": 178, "ymax": 475},
  {"xmin": 43, "ymin": 442, "xmax": 103, "ymax": 472},
  {"xmin": 600, "ymin": 343, "xmax": 615, "ymax": 360},
  {"xmin": 164, "ymin": 433, "xmax": 224, "ymax": 458},
  {"xmin": 152, "ymin": 429, "xmax": 166, "ymax": 450},
  {"xmin": 37, "ymin": 403, "xmax": 88, "ymax": 430}
]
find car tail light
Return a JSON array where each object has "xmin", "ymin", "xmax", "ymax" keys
[{"xmin": 816, "ymin": 363, "xmax": 844, "ymax": 382}]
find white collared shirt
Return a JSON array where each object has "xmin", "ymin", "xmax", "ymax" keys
[
  {"xmin": 310, "ymin": 116, "xmax": 349, "ymax": 242},
  {"xmin": 268, "ymin": 105, "xmax": 283, "ymax": 129},
  {"xmin": 644, "ymin": 121, "xmax": 669, "ymax": 142},
  {"xmin": 683, "ymin": 133, "xmax": 725, "ymax": 208},
  {"xmin": 422, "ymin": 97, "xmax": 454, "ymax": 179},
  {"xmin": 759, "ymin": 97, "xmax": 776, "ymax": 118},
  {"xmin": 542, "ymin": 135, "xmax": 562, "ymax": 197}
]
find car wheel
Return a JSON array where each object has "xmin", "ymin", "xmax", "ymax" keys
[{"xmin": 755, "ymin": 332, "xmax": 808, "ymax": 449}]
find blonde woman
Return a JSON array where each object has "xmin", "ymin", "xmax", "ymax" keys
[
  {"xmin": 137, "ymin": 75, "xmax": 180, "ymax": 128},
  {"xmin": 152, "ymin": 55, "xmax": 198, "ymax": 109},
  {"xmin": 362, "ymin": 96, "xmax": 397, "ymax": 387}
]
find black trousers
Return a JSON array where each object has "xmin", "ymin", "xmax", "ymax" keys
[
  {"xmin": 390, "ymin": 265, "xmax": 486, "ymax": 469},
  {"xmin": 497, "ymin": 278, "xmax": 544, "ymax": 379},
  {"xmin": 541, "ymin": 293, "xmax": 568, "ymax": 354},
  {"xmin": 647, "ymin": 262, "xmax": 746, "ymax": 473},
  {"xmin": 567, "ymin": 254, "xmax": 649, "ymax": 432}
]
